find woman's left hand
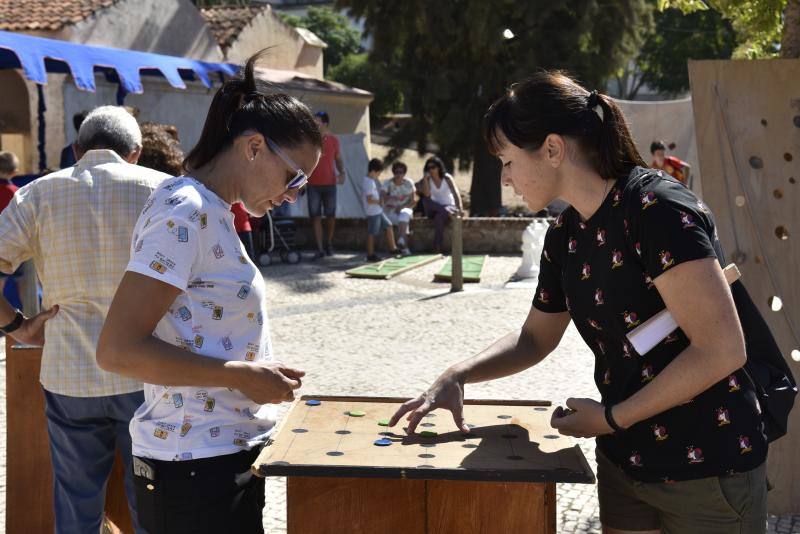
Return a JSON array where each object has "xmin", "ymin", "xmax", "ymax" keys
[{"xmin": 550, "ymin": 398, "xmax": 614, "ymax": 438}]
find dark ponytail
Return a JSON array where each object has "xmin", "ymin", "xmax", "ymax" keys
[
  {"xmin": 184, "ymin": 49, "xmax": 322, "ymax": 172},
  {"xmin": 483, "ymin": 71, "xmax": 646, "ymax": 181}
]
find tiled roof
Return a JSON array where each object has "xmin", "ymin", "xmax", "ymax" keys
[
  {"xmin": 0, "ymin": 0, "xmax": 119, "ymax": 31},
  {"xmin": 200, "ymin": 5, "xmax": 269, "ymax": 50}
]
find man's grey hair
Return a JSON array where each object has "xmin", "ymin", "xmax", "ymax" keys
[{"xmin": 77, "ymin": 106, "xmax": 142, "ymax": 157}]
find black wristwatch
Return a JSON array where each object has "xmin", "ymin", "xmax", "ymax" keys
[
  {"xmin": 604, "ymin": 404, "xmax": 625, "ymax": 433},
  {"xmin": 0, "ymin": 309, "xmax": 24, "ymax": 334}
]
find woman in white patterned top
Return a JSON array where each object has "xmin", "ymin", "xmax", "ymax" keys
[{"xmin": 98, "ymin": 50, "xmax": 322, "ymax": 534}]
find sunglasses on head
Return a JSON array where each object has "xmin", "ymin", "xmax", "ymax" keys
[{"xmin": 265, "ymin": 137, "xmax": 308, "ymax": 191}]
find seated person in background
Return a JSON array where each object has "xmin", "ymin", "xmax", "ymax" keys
[
  {"xmin": 362, "ymin": 158, "xmax": 399, "ymax": 262},
  {"xmin": 650, "ymin": 140, "xmax": 690, "ymax": 185},
  {"xmin": 420, "ymin": 156, "xmax": 463, "ymax": 253},
  {"xmin": 382, "ymin": 161, "xmax": 415, "ymax": 255}
]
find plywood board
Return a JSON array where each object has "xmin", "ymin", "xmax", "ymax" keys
[
  {"xmin": 254, "ymin": 396, "xmax": 594, "ymax": 484},
  {"xmin": 427, "ymin": 480, "xmax": 556, "ymax": 534},
  {"xmin": 434, "ymin": 255, "xmax": 487, "ymax": 283},
  {"xmin": 688, "ymin": 59, "xmax": 800, "ymax": 513},
  {"xmin": 6, "ymin": 345, "xmax": 133, "ymax": 532},
  {"xmin": 345, "ymin": 254, "xmax": 442, "ymax": 279},
  {"xmin": 287, "ymin": 477, "xmax": 426, "ymax": 533}
]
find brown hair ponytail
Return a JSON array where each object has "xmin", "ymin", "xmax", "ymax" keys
[
  {"xmin": 483, "ymin": 71, "xmax": 646, "ymax": 180},
  {"xmin": 184, "ymin": 49, "xmax": 322, "ymax": 172}
]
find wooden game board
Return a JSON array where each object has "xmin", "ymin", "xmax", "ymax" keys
[
  {"xmin": 253, "ymin": 396, "xmax": 594, "ymax": 534},
  {"xmin": 255, "ymin": 396, "xmax": 593, "ymax": 483}
]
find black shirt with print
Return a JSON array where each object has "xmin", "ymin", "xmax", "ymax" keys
[{"xmin": 533, "ymin": 167, "xmax": 766, "ymax": 483}]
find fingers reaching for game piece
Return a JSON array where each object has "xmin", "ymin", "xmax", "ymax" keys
[
  {"xmin": 388, "ymin": 396, "xmax": 425, "ymax": 429},
  {"xmin": 389, "ymin": 368, "xmax": 470, "ymax": 435}
]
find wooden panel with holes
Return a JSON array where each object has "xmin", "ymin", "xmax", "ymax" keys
[{"xmin": 688, "ymin": 59, "xmax": 800, "ymax": 513}]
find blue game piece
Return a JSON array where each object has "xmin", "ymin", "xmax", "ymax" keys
[
  {"xmin": 373, "ymin": 438, "xmax": 392, "ymax": 447},
  {"xmin": 305, "ymin": 399, "xmax": 321, "ymax": 406}
]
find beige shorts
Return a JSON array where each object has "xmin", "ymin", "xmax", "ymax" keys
[{"xmin": 596, "ymin": 447, "xmax": 767, "ymax": 533}]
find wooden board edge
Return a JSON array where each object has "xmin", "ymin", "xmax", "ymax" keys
[
  {"xmin": 345, "ymin": 254, "xmax": 443, "ymax": 280},
  {"xmin": 296, "ymin": 395, "xmax": 552, "ymax": 406},
  {"xmin": 344, "ymin": 271, "xmax": 390, "ymax": 280},
  {"xmin": 573, "ymin": 444, "xmax": 597, "ymax": 484},
  {"xmin": 251, "ymin": 397, "xmax": 302, "ymax": 477},
  {"xmin": 382, "ymin": 253, "xmax": 444, "ymax": 279},
  {"xmin": 258, "ymin": 463, "xmax": 596, "ymax": 484}
]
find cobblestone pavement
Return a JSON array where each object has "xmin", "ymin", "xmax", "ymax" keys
[{"xmin": 0, "ymin": 253, "xmax": 797, "ymax": 533}]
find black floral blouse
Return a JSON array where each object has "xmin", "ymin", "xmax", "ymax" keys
[{"xmin": 533, "ymin": 167, "xmax": 766, "ymax": 483}]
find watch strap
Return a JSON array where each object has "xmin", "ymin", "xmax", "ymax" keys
[
  {"xmin": 1, "ymin": 310, "xmax": 24, "ymax": 334},
  {"xmin": 604, "ymin": 404, "xmax": 624, "ymax": 433}
]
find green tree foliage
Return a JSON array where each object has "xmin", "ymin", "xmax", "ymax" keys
[
  {"xmin": 278, "ymin": 6, "xmax": 362, "ymax": 73},
  {"xmin": 327, "ymin": 53, "xmax": 404, "ymax": 122},
  {"xmin": 336, "ymin": 0, "xmax": 652, "ymax": 213},
  {"xmin": 617, "ymin": 7, "xmax": 736, "ymax": 98},
  {"xmin": 659, "ymin": 0, "xmax": 787, "ymax": 58}
]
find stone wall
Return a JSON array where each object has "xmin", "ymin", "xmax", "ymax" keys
[{"xmin": 258, "ymin": 217, "xmax": 546, "ymax": 254}]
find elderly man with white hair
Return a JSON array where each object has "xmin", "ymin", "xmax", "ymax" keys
[{"xmin": 0, "ymin": 106, "xmax": 168, "ymax": 532}]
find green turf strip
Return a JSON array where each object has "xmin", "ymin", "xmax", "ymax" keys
[
  {"xmin": 345, "ymin": 254, "xmax": 443, "ymax": 279},
  {"xmin": 433, "ymin": 255, "xmax": 487, "ymax": 283}
]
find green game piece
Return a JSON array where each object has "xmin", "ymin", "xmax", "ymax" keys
[
  {"xmin": 377, "ymin": 419, "xmax": 390, "ymax": 426},
  {"xmin": 348, "ymin": 410, "xmax": 366, "ymax": 417},
  {"xmin": 420, "ymin": 430, "xmax": 438, "ymax": 437}
]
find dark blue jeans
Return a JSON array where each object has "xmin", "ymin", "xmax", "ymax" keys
[{"xmin": 43, "ymin": 388, "xmax": 144, "ymax": 533}]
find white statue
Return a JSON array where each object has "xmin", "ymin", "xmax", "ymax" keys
[{"xmin": 516, "ymin": 219, "xmax": 548, "ymax": 279}]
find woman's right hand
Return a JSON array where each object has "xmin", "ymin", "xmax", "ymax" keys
[
  {"xmin": 226, "ymin": 360, "xmax": 305, "ymax": 404},
  {"xmin": 389, "ymin": 367, "xmax": 471, "ymax": 434}
]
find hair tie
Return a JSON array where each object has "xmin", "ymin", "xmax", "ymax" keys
[{"xmin": 587, "ymin": 90, "xmax": 604, "ymax": 123}]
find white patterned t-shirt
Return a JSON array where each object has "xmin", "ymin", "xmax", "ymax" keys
[{"xmin": 126, "ymin": 176, "xmax": 276, "ymax": 461}]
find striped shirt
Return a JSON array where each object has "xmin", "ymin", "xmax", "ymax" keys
[{"xmin": 0, "ymin": 150, "xmax": 167, "ymax": 397}]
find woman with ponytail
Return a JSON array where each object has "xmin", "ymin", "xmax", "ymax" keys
[
  {"xmin": 97, "ymin": 50, "xmax": 322, "ymax": 533},
  {"xmin": 390, "ymin": 72, "xmax": 767, "ymax": 533}
]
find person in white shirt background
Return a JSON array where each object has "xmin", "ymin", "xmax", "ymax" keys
[
  {"xmin": 382, "ymin": 160, "xmax": 415, "ymax": 256},
  {"xmin": 362, "ymin": 158, "xmax": 399, "ymax": 262},
  {"xmin": 97, "ymin": 50, "xmax": 321, "ymax": 534},
  {"xmin": 420, "ymin": 156, "xmax": 463, "ymax": 253}
]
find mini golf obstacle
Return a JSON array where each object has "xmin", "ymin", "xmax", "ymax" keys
[
  {"xmin": 345, "ymin": 254, "xmax": 443, "ymax": 280},
  {"xmin": 434, "ymin": 255, "xmax": 487, "ymax": 283}
]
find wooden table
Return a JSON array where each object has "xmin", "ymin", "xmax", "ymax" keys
[
  {"xmin": 253, "ymin": 396, "xmax": 595, "ymax": 534},
  {"xmin": 6, "ymin": 344, "xmax": 132, "ymax": 533}
]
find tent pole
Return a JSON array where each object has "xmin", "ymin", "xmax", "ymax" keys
[{"xmin": 36, "ymin": 84, "xmax": 46, "ymax": 172}]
